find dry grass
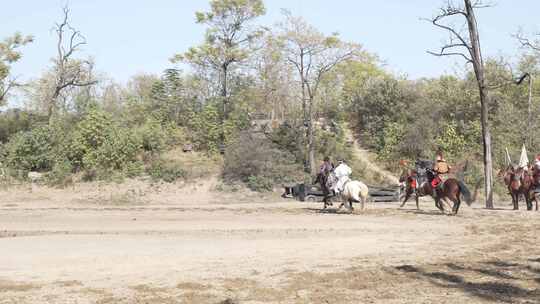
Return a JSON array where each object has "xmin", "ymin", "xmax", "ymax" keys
[
  {"xmin": 54, "ymin": 280, "xmax": 84, "ymax": 287},
  {"xmin": 0, "ymin": 281, "xmax": 41, "ymax": 293}
]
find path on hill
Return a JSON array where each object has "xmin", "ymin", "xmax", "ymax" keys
[{"xmin": 344, "ymin": 127, "xmax": 400, "ymax": 185}]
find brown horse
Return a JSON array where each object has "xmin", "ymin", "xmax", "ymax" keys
[
  {"xmin": 498, "ymin": 165, "xmax": 538, "ymax": 210},
  {"xmin": 400, "ymin": 168, "xmax": 477, "ymax": 215},
  {"xmin": 521, "ymin": 166, "xmax": 539, "ymax": 211},
  {"xmin": 399, "ymin": 169, "xmax": 436, "ymax": 210},
  {"xmin": 498, "ymin": 165, "xmax": 526, "ymax": 210},
  {"xmin": 519, "ymin": 168, "xmax": 535, "ymax": 211}
]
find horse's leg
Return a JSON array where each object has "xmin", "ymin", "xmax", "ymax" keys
[
  {"xmin": 360, "ymin": 196, "xmax": 365, "ymax": 211},
  {"xmin": 454, "ymin": 197, "xmax": 461, "ymax": 215},
  {"xmin": 452, "ymin": 192, "xmax": 461, "ymax": 215},
  {"xmin": 400, "ymin": 191, "xmax": 410, "ymax": 208},
  {"xmin": 512, "ymin": 191, "xmax": 519, "ymax": 210},
  {"xmin": 415, "ymin": 193, "xmax": 420, "ymax": 210},
  {"xmin": 349, "ymin": 199, "xmax": 354, "ymax": 211},
  {"xmin": 526, "ymin": 191, "xmax": 533, "ymax": 211},
  {"xmin": 338, "ymin": 196, "xmax": 345, "ymax": 209},
  {"xmin": 434, "ymin": 194, "xmax": 443, "ymax": 212},
  {"xmin": 434, "ymin": 197, "xmax": 443, "ymax": 212},
  {"xmin": 442, "ymin": 197, "xmax": 453, "ymax": 215}
]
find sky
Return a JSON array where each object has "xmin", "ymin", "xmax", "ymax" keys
[{"xmin": 2, "ymin": 0, "xmax": 540, "ymax": 85}]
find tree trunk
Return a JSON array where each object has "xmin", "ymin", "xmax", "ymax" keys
[
  {"xmin": 299, "ymin": 50, "xmax": 311, "ymax": 173},
  {"xmin": 222, "ymin": 63, "xmax": 228, "ymax": 120},
  {"xmin": 307, "ymin": 96, "xmax": 316, "ymax": 175},
  {"xmin": 528, "ymin": 75, "xmax": 533, "ymax": 147},
  {"xmin": 480, "ymin": 90, "xmax": 494, "ymax": 208},
  {"xmin": 465, "ymin": 0, "xmax": 493, "ymax": 208},
  {"xmin": 48, "ymin": 87, "xmax": 61, "ymax": 122}
]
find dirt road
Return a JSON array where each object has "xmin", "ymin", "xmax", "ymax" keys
[{"xmin": 0, "ymin": 183, "xmax": 539, "ymax": 303}]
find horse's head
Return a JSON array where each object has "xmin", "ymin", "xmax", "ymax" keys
[{"xmin": 399, "ymin": 169, "xmax": 416, "ymax": 182}]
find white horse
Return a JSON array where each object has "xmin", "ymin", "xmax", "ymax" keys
[{"xmin": 327, "ymin": 172, "xmax": 369, "ymax": 211}]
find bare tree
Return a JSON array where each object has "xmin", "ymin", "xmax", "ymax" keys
[
  {"xmin": 279, "ymin": 11, "xmax": 360, "ymax": 173},
  {"xmin": 427, "ymin": 0, "xmax": 494, "ymax": 208},
  {"xmin": 48, "ymin": 6, "xmax": 97, "ymax": 120},
  {"xmin": 514, "ymin": 32, "xmax": 540, "ymax": 147}
]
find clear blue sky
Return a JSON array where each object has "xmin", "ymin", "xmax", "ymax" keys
[{"xmin": 2, "ymin": 0, "xmax": 540, "ymax": 84}]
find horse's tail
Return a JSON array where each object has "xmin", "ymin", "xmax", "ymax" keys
[{"xmin": 458, "ymin": 180, "xmax": 474, "ymax": 206}]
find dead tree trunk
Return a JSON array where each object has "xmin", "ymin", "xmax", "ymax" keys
[
  {"xmin": 527, "ymin": 75, "xmax": 532, "ymax": 147},
  {"xmin": 428, "ymin": 0, "xmax": 494, "ymax": 208},
  {"xmin": 48, "ymin": 6, "xmax": 97, "ymax": 121},
  {"xmin": 465, "ymin": 0, "xmax": 493, "ymax": 208}
]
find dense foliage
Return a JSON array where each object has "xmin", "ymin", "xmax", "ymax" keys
[{"xmin": 1, "ymin": 0, "xmax": 540, "ymax": 194}]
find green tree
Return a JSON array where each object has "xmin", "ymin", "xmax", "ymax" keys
[
  {"xmin": 172, "ymin": 0, "xmax": 266, "ymax": 121},
  {"xmin": 278, "ymin": 11, "xmax": 361, "ymax": 173},
  {"xmin": 0, "ymin": 32, "xmax": 33, "ymax": 104}
]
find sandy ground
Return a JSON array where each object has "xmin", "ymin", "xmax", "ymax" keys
[{"xmin": 0, "ymin": 180, "xmax": 539, "ymax": 304}]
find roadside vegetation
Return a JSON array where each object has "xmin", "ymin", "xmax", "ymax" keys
[{"xmin": 1, "ymin": 0, "xmax": 540, "ymax": 197}]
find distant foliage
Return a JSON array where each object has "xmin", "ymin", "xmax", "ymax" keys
[{"xmin": 0, "ymin": 109, "xmax": 46, "ymax": 143}]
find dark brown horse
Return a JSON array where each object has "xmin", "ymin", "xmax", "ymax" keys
[
  {"xmin": 313, "ymin": 172, "xmax": 333, "ymax": 209},
  {"xmin": 498, "ymin": 166, "xmax": 536, "ymax": 210},
  {"xmin": 518, "ymin": 167, "xmax": 535, "ymax": 211},
  {"xmin": 498, "ymin": 166, "xmax": 526, "ymax": 210},
  {"xmin": 400, "ymin": 168, "xmax": 477, "ymax": 215}
]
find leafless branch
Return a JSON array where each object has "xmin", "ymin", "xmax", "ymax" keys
[
  {"xmin": 0, "ymin": 76, "xmax": 22, "ymax": 103},
  {"xmin": 427, "ymin": 50, "xmax": 472, "ymax": 63},
  {"xmin": 514, "ymin": 31, "xmax": 540, "ymax": 52},
  {"xmin": 47, "ymin": 5, "xmax": 97, "ymax": 119}
]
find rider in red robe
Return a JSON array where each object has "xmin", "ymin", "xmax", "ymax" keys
[{"xmin": 432, "ymin": 150, "xmax": 450, "ymax": 190}]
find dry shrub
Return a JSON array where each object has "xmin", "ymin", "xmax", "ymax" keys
[{"xmin": 223, "ymin": 132, "xmax": 302, "ymax": 191}]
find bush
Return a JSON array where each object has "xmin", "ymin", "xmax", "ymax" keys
[
  {"xmin": 45, "ymin": 160, "xmax": 73, "ymax": 187},
  {"xmin": 146, "ymin": 159, "xmax": 187, "ymax": 183},
  {"xmin": 3, "ymin": 125, "xmax": 54, "ymax": 171},
  {"xmin": 86, "ymin": 127, "xmax": 140, "ymax": 170},
  {"xmin": 223, "ymin": 132, "xmax": 302, "ymax": 191},
  {"xmin": 67, "ymin": 107, "xmax": 141, "ymax": 173},
  {"xmin": 135, "ymin": 118, "xmax": 167, "ymax": 153},
  {"xmin": 246, "ymin": 175, "xmax": 273, "ymax": 192},
  {"xmin": 0, "ymin": 109, "xmax": 47, "ymax": 144},
  {"xmin": 67, "ymin": 107, "xmax": 113, "ymax": 169},
  {"xmin": 190, "ymin": 104, "xmax": 221, "ymax": 153}
]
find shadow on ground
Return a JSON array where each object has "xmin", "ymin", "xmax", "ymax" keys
[{"xmin": 396, "ymin": 258, "xmax": 540, "ymax": 303}]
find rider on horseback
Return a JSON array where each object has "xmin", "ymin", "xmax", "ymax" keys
[
  {"xmin": 320, "ymin": 156, "xmax": 334, "ymax": 176},
  {"xmin": 431, "ymin": 149, "xmax": 451, "ymax": 193},
  {"xmin": 333, "ymin": 158, "xmax": 352, "ymax": 194}
]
